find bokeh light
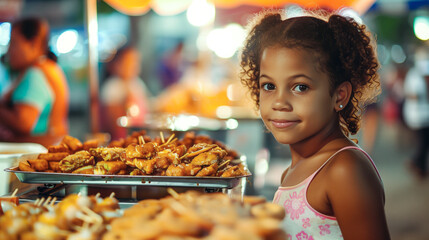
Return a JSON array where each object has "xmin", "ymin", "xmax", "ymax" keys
[
  {"xmin": 413, "ymin": 16, "xmax": 429, "ymax": 41},
  {"xmin": 56, "ymin": 29, "xmax": 78, "ymax": 54},
  {"xmin": 186, "ymin": 0, "xmax": 215, "ymax": 27},
  {"xmin": 0, "ymin": 22, "xmax": 11, "ymax": 46}
]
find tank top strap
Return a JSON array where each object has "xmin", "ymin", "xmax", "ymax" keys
[{"xmin": 308, "ymin": 146, "xmax": 382, "ymax": 182}]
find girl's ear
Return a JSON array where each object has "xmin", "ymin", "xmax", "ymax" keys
[{"xmin": 334, "ymin": 81, "xmax": 352, "ymax": 112}]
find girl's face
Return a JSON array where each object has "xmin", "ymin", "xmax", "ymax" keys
[{"xmin": 259, "ymin": 47, "xmax": 338, "ymax": 145}]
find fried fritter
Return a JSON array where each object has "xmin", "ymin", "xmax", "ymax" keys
[{"xmin": 59, "ymin": 150, "xmax": 95, "ymax": 173}]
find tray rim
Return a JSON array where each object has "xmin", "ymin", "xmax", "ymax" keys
[{"xmin": 5, "ymin": 167, "xmax": 251, "ymax": 189}]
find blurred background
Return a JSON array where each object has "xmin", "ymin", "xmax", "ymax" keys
[{"xmin": 1, "ymin": 0, "xmax": 429, "ymax": 239}]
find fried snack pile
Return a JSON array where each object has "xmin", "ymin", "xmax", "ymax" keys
[
  {"xmin": 103, "ymin": 190, "xmax": 287, "ymax": 240},
  {"xmin": 18, "ymin": 135, "xmax": 101, "ymax": 173},
  {"xmin": 0, "ymin": 194, "xmax": 121, "ymax": 240},
  {"xmin": 18, "ymin": 131, "xmax": 248, "ymax": 177}
]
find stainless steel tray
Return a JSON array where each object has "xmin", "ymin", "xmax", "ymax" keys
[{"xmin": 5, "ymin": 167, "xmax": 250, "ymax": 189}]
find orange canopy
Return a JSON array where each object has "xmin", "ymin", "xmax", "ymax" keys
[{"xmin": 103, "ymin": 0, "xmax": 375, "ymax": 16}]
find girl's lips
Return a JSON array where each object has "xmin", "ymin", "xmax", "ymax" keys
[{"xmin": 270, "ymin": 120, "xmax": 299, "ymax": 129}]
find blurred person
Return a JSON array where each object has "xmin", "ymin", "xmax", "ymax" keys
[
  {"xmin": 403, "ymin": 47, "xmax": 429, "ymax": 180},
  {"xmin": 100, "ymin": 46, "xmax": 150, "ymax": 140},
  {"xmin": 360, "ymin": 102, "xmax": 379, "ymax": 155},
  {"xmin": 157, "ymin": 41, "xmax": 186, "ymax": 89},
  {"xmin": 0, "ymin": 17, "xmax": 69, "ymax": 147}
]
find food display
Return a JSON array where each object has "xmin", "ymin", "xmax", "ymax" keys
[
  {"xmin": 15, "ymin": 131, "xmax": 248, "ymax": 178},
  {"xmin": 0, "ymin": 190, "xmax": 286, "ymax": 240},
  {"xmin": 104, "ymin": 190, "xmax": 286, "ymax": 240},
  {"xmin": 0, "ymin": 193, "xmax": 121, "ymax": 240}
]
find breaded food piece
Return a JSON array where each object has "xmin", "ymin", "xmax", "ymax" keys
[
  {"xmin": 59, "ymin": 150, "xmax": 95, "ymax": 173},
  {"xmin": 72, "ymin": 165, "xmax": 95, "ymax": 174},
  {"xmin": 47, "ymin": 144, "xmax": 69, "ymax": 153},
  {"xmin": 130, "ymin": 169, "xmax": 144, "ymax": 176},
  {"xmin": 108, "ymin": 139, "xmax": 125, "ymax": 148},
  {"xmin": 38, "ymin": 152, "xmax": 69, "ymax": 161},
  {"xmin": 61, "ymin": 135, "xmax": 83, "ymax": 152},
  {"xmin": 89, "ymin": 147, "xmax": 125, "ymax": 161},
  {"xmin": 27, "ymin": 159, "xmax": 49, "ymax": 171},
  {"xmin": 48, "ymin": 161, "xmax": 61, "ymax": 172},
  {"xmin": 83, "ymin": 139, "xmax": 100, "ymax": 151},
  {"xmin": 94, "ymin": 161, "xmax": 127, "ymax": 175},
  {"xmin": 190, "ymin": 147, "xmax": 227, "ymax": 166},
  {"xmin": 18, "ymin": 161, "xmax": 35, "ymax": 172}
]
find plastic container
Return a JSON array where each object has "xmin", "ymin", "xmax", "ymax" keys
[{"xmin": 0, "ymin": 142, "xmax": 47, "ymax": 196}]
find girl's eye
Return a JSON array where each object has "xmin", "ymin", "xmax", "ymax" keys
[
  {"xmin": 261, "ymin": 83, "xmax": 275, "ymax": 91},
  {"xmin": 292, "ymin": 84, "xmax": 309, "ymax": 92}
]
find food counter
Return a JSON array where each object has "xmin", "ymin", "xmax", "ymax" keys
[{"xmin": 0, "ymin": 130, "xmax": 289, "ymax": 239}]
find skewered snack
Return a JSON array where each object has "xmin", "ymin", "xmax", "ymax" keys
[
  {"xmin": 0, "ymin": 193, "xmax": 122, "ymax": 240},
  {"xmin": 103, "ymin": 190, "xmax": 286, "ymax": 240},
  {"xmin": 15, "ymin": 131, "xmax": 249, "ymax": 178}
]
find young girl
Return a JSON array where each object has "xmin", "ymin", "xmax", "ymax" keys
[{"xmin": 240, "ymin": 10, "xmax": 390, "ymax": 240}]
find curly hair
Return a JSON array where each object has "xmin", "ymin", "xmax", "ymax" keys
[{"xmin": 239, "ymin": 10, "xmax": 380, "ymax": 136}]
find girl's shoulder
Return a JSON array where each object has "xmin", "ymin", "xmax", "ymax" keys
[{"xmin": 322, "ymin": 146, "xmax": 383, "ymax": 198}]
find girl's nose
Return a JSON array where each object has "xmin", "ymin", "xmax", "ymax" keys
[{"xmin": 272, "ymin": 93, "xmax": 292, "ymax": 111}]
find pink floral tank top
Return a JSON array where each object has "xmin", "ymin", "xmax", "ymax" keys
[{"xmin": 272, "ymin": 146, "xmax": 381, "ymax": 240}]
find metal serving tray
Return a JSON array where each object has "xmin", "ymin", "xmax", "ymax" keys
[{"xmin": 5, "ymin": 167, "xmax": 250, "ymax": 189}]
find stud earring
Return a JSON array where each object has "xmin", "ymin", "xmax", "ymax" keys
[{"xmin": 339, "ymin": 104, "xmax": 343, "ymax": 109}]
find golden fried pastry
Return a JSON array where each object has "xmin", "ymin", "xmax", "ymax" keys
[
  {"xmin": 134, "ymin": 159, "xmax": 156, "ymax": 175},
  {"xmin": 242, "ymin": 195, "xmax": 267, "ymax": 206},
  {"xmin": 72, "ymin": 165, "xmax": 94, "ymax": 174},
  {"xmin": 48, "ymin": 161, "xmax": 61, "ymax": 172},
  {"xmin": 250, "ymin": 202, "xmax": 286, "ymax": 220},
  {"xmin": 94, "ymin": 161, "xmax": 127, "ymax": 175},
  {"xmin": 83, "ymin": 139, "xmax": 100, "ymax": 151},
  {"xmin": 59, "ymin": 150, "xmax": 94, "ymax": 172},
  {"xmin": 38, "ymin": 152, "xmax": 69, "ymax": 161},
  {"xmin": 89, "ymin": 147, "xmax": 125, "ymax": 161},
  {"xmin": 47, "ymin": 144, "xmax": 69, "ymax": 153},
  {"xmin": 190, "ymin": 146, "xmax": 227, "ymax": 166},
  {"xmin": 61, "ymin": 135, "xmax": 83, "ymax": 152},
  {"xmin": 27, "ymin": 159, "xmax": 49, "ymax": 171},
  {"xmin": 196, "ymin": 163, "xmax": 218, "ymax": 177},
  {"xmin": 18, "ymin": 161, "xmax": 35, "ymax": 172}
]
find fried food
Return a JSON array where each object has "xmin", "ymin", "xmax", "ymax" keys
[
  {"xmin": 250, "ymin": 202, "xmax": 286, "ymax": 220},
  {"xmin": 94, "ymin": 161, "xmax": 127, "ymax": 175},
  {"xmin": 134, "ymin": 159, "xmax": 156, "ymax": 175},
  {"xmin": 61, "ymin": 135, "xmax": 83, "ymax": 152},
  {"xmin": 166, "ymin": 164, "xmax": 186, "ymax": 176},
  {"xmin": 129, "ymin": 169, "xmax": 144, "ymax": 176},
  {"xmin": 126, "ymin": 142, "xmax": 158, "ymax": 159},
  {"xmin": 38, "ymin": 152, "xmax": 70, "ymax": 161},
  {"xmin": 18, "ymin": 161, "xmax": 35, "ymax": 172},
  {"xmin": 72, "ymin": 165, "xmax": 94, "ymax": 174},
  {"xmin": 104, "ymin": 190, "xmax": 286, "ymax": 240},
  {"xmin": 13, "ymin": 131, "xmax": 248, "ymax": 178},
  {"xmin": 59, "ymin": 150, "xmax": 95, "ymax": 173},
  {"xmin": 47, "ymin": 144, "xmax": 69, "ymax": 153},
  {"xmin": 27, "ymin": 159, "xmax": 49, "ymax": 171},
  {"xmin": 83, "ymin": 139, "xmax": 100, "ymax": 151},
  {"xmin": 190, "ymin": 146, "xmax": 227, "ymax": 166},
  {"xmin": 89, "ymin": 147, "xmax": 125, "ymax": 161},
  {"xmin": 196, "ymin": 163, "xmax": 218, "ymax": 177},
  {"xmin": 220, "ymin": 165, "xmax": 246, "ymax": 177},
  {"xmin": 48, "ymin": 161, "xmax": 61, "ymax": 172}
]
